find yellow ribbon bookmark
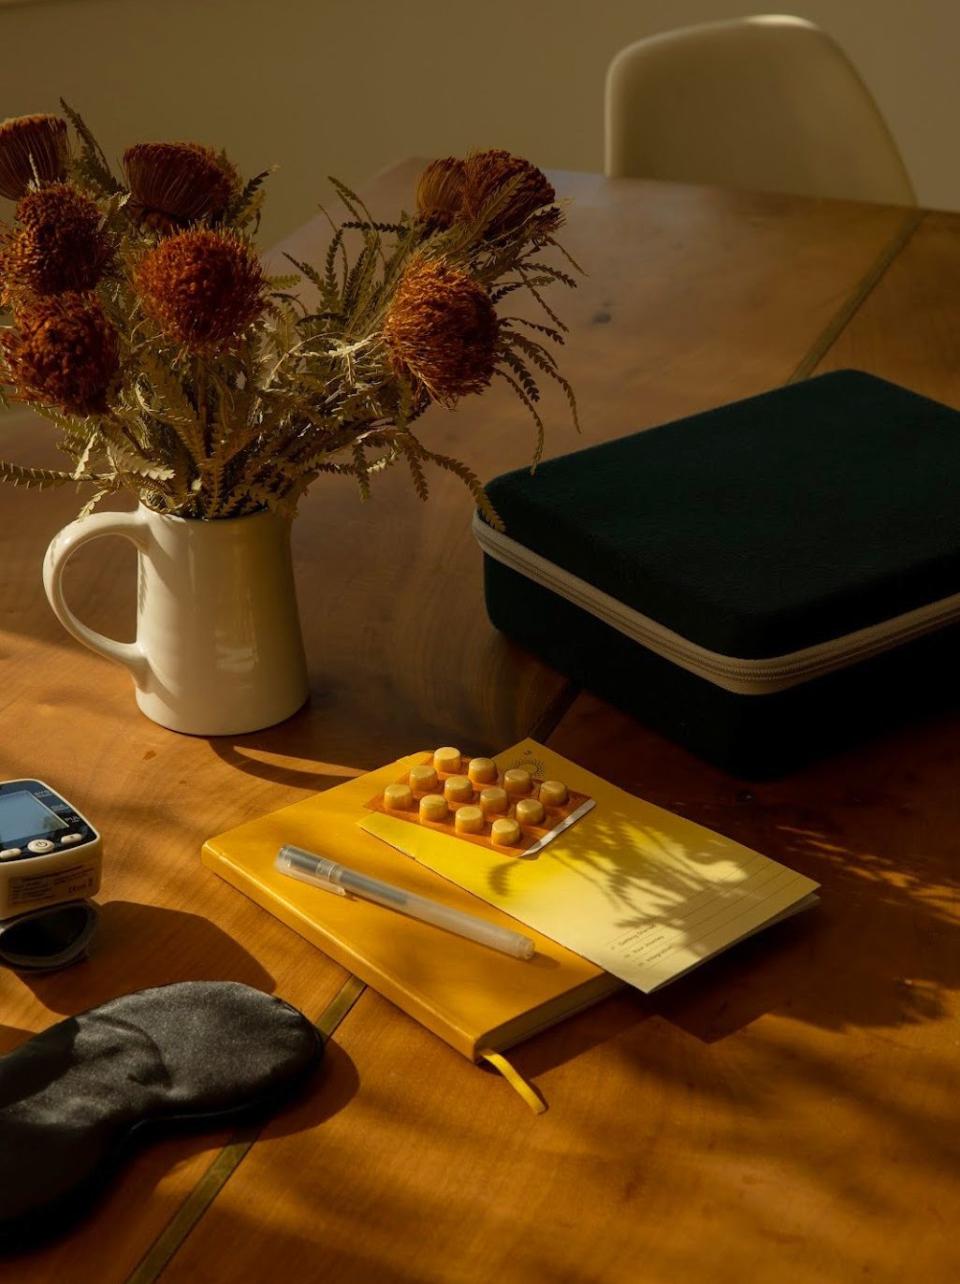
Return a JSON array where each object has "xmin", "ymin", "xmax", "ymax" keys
[{"xmin": 479, "ymin": 1049, "xmax": 548, "ymax": 1115}]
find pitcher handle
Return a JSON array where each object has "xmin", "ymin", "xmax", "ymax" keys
[{"xmin": 42, "ymin": 509, "xmax": 150, "ymax": 683}]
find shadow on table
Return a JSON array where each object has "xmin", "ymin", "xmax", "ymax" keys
[
  {"xmin": 642, "ymin": 775, "xmax": 960, "ymax": 1046},
  {"xmin": 18, "ymin": 899, "xmax": 276, "ymax": 1016},
  {"xmin": 489, "ymin": 704, "xmax": 960, "ymax": 1091},
  {"xmin": 509, "ymin": 908, "xmax": 830, "ymax": 1083},
  {"xmin": 207, "ymin": 709, "xmax": 368, "ymax": 792},
  {"xmin": 0, "ymin": 1025, "xmax": 33, "ymax": 1056},
  {"xmin": 509, "ymin": 913, "xmax": 817, "ymax": 1082},
  {"xmin": 241, "ymin": 1034, "xmax": 360, "ymax": 1148},
  {"xmin": 544, "ymin": 694, "xmax": 960, "ymax": 1039},
  {"xmin": 502, "ymin": 988, "xmax": 652, "ymax": 1081}
]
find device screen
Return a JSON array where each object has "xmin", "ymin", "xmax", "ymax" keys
[{"xmin": 0, "ymin": 791, "xmax": 68, "ymax": 843}]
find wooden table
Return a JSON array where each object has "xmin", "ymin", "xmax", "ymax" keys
[{"xmin": 1, "ymin": 165, "xmax": 957, "ymax": 1284}]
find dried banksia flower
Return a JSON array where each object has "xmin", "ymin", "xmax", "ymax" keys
[
  {"xmin": 135, "ymin": 228, "xmax": 266, "ymax": 351},
  {"xmin": 0, "ymin": 114, "xmax": 69, "ymax": 201},
  {"xmin": 416, "ymin": 157, "xmax": 466, "ymax": 230},
  {"xmin": 123, "ymin": 142, "xmax": 238, "ymax": 230},
  {"xmin": 4, "ymin": 183, "xmax": 113, "ymax": 296},
  {"xmin": 1, "ymin": 292, "xmax": 119, "ymax": 415},
  {"xmin": 461, "ymin": 149, "xmax": 557, "ymax": 239},
  {"xmin": 383, "ymin": 258, "xmax": 499, "ymax": 404}
]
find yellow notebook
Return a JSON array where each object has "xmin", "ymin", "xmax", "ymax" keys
[
  {"xmin": 363, "ymin": 739, "xmax": 820, "ymax": 994},
  {"xmin": 201, "ymin": 752, "xmax": 622, "ymax": 1065}
]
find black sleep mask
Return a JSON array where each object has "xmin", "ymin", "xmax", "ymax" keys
[{"xmin": 0, "ymin": 981, "xmax": 322, "ymax": 1246}]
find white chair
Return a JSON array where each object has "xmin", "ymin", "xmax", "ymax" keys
[{"xmin": 605, "ymin": 15, "xmax": 915, "ymax": 205}]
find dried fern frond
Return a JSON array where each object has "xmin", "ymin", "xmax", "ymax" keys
[
  {"xmin": 59, "ymin": 99, "xmax": 121, "ymax": 197},
  {"xmin": 0, "ymin": 458, "xmax": 82, "ymax": 489}
]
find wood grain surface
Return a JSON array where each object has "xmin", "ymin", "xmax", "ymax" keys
[{"xmin": 1, "ymin": 166, "xmax": 950, "ymax": 1283}]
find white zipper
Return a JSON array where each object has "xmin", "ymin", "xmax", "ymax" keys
[{"xmin": 472, "ymin": 512, "xmax": 960, "ymax": 695}]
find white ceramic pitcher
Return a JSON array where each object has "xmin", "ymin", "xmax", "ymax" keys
[{"xmin": 42, "ymin": 504, "xmax": 309, "ymax": 736}]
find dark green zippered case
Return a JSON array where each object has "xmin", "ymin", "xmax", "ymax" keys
[{"xmin": 475, "ymin": 371, "xmax": 960, "ymax": 777}]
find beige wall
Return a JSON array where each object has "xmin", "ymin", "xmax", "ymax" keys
[{"xmin": 0, "ymin": 0, "xmax": 956, "ymax": 242}]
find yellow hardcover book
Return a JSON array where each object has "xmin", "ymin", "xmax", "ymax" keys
[{"xmin": 201, "ymin": 752, "xmax": 621, "ymax": 1064}]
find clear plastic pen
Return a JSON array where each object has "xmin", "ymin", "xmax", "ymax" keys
[{"xmin": 275, "ymin": 844, "xmax": 536, "ymax": 961}]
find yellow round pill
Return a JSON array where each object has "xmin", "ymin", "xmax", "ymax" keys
[
  {"xmin": 467, "ymin": 757, "xmax": 498, "ymax": 785},
  {"xmin": 444, "ymin": 775, "xmax": 473, "ymax": 803},
  {"xmin": 539, "ymin": 780, "xmax": 568, "ymax": 807},
  {"xmin": 409, "ymin": 764, "xmax": 439, "ymax": 793},
  {"xmin": 455, "ymin": 805, "xmax": 484, "ymax": 835},
  {"xmin": 419, "ymin": 794, "xmax": 448, "ymax": 823},
  {"xmin": 433, "ymin": 746, "xmax": 462, "ymax": 775},
  {"xmin": 515, "ymin": 797, "xmax": 545, "ymax": 826},
  {"xmin": 503, "ymin": 768, "xmax": 532, "ymax": 796},
  {"xmin": 479, "ymin": 786, "xmax": 508, "ymax": 816},
  {"xmin": 383, "ymin": 783, "xmax": 413, "ymax": 811},
  {"xmin": 491, "ymin": 817, "xmax": 521, "ymax": 847}
]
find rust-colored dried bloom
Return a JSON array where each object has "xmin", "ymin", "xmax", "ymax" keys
[
  {"xmin": 383, "ymin": 258, "xmax": 499, "ymax": 404},
  {"xmin": 461, "ymin": 149, "xmax": 557, "ymax": 239},
  {"xmin": 135, "ymin": 228, "xmax": 266, "ymax": 351},
  {"xmin": 0, "ymin": 114, "xmax": 69, "ymax": 201},
  {"xmin": 415, "ymin": 157, "xmax": 466, "ymax": 230},
  {"xmin": 123, "ymin": 142, "xmax": 238, "ymax": 230},
  {"xmin": 1, "ymin": 292, "xmax": 119, "ymax": 415},
  {"xmin": 4, "ymin": 183, "xmax": 113, "ymax": 295}
]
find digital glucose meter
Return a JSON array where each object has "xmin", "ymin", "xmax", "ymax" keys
[{"xmin": 0, "ymin": 780, "xmax": 102, "ymax": 969}]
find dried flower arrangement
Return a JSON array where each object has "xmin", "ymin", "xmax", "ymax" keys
[{"xmin": 0, "ymin": 106, "xmax": 579, "ymax": 526}]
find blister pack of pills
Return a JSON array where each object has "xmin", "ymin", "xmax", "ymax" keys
[{"xmin": 364, "ymin": 747, "xmax": 595, "ymax": 856}]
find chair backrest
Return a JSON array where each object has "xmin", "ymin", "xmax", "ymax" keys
[{"xmin": 605, "ymin": 15, "xmax": 915, "ymax": 205}]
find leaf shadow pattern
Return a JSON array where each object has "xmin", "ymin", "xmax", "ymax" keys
[
  {"xmin": 482, "ymin": 787, "xmax": 820, "ymax": 1000},
  {"xmin": 544, "ymin": 698, "xmax": 960, "ymax": 1042}
]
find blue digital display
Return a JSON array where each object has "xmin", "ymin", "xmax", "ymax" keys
[{"xmin": 0, "ymin": 791, "xmax": 68, "ymax": 843}]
